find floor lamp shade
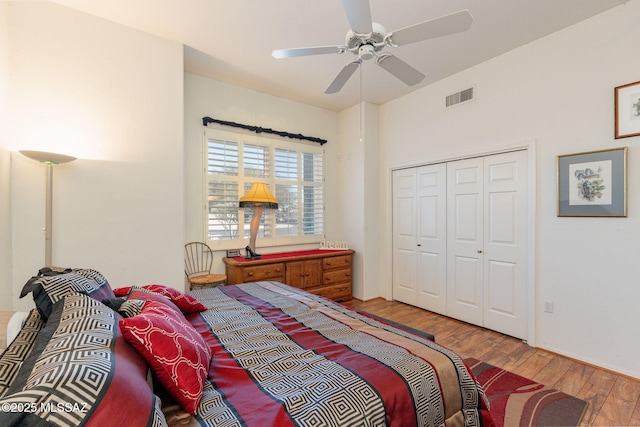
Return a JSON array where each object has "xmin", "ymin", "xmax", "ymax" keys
[
  {"xmin": 239, "ymin": 183, "xmax": 278, "ymax": 259},
  {"xmin": 20, "ymin": 150, "xmax": 77, "ymax": 266}
]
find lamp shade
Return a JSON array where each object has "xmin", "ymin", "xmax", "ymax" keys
[
  {"xmin": 239, "ymin": 182, "xmax": 279, "ymax": 209},
  {"xmin": 20, "ymin": 150, "xmax": 76, "ymax": 165}
]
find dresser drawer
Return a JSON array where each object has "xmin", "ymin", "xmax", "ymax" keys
[
  {"xmin": 323, "ymin": 268, "xmax": 351, "ymax": 285},
  {"xmin": 243, "ymin": 263, "xmax": 285, "ymax": 282},
  {"xmin": 322, "ymin": 255, "xmax": 352, "ymax": 271},
  {"xmin": 307, "ymin": 283, "xmax": 352, "ymax": 302}
]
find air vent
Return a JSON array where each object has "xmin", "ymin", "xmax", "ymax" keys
[{"xmin": 445, "ymin": 87, "xmax": 474, "ymax": 108}]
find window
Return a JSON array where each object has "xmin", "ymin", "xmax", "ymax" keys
[{"xmin": 205, "ymin": 128, "xmax": 324, "ymax": 249}]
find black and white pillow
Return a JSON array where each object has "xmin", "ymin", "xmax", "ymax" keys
[
  {"xmin": 20, "ymin": 268, "xmax": 115, "ymax": 320},
  {"xmin": 102, "ymin": 297, "xmax": 146, "ymax": 318}
]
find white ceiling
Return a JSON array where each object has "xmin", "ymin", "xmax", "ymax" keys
[{"xmin": 50, "ymin": 0, "xmax": 629, "ymax": 112}]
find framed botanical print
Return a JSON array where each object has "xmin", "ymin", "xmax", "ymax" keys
[
  {"xmin": 557, "ymin": 147, "xmax": 627, "ymax": 217},
  {"xmin": 615, "ymin": 80, "xmax": 640, "ymax": 139}
]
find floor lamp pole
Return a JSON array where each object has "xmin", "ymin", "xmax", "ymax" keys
[
  {"xmin": 20, "ymin": 150, "xmax": 77, "ymax": 267},
  {"xmin": 45, "ymin": 162, "xmax": 53, "ymax": 266}
]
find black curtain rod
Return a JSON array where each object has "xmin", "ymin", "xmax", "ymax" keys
[{"xmin": 202, "ymin": 116, "xmax": 327, "ymax": 145}]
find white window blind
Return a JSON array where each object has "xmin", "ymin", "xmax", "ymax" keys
[{"xmin": 204, "ymin": 128, "xmax": 324, "ymax": 249}]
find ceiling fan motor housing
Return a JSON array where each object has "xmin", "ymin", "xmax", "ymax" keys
[{"xmin": 345, "ymin": 22, "xmax": 387, "ymax": 59}]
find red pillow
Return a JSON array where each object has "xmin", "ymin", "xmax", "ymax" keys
[
  {"xmin": 129, "ymin": 289, "xmax": 184, "ymax": 318},
  {"xmin": 113, "ymin": 287, "xmax": 130, "ymax": 297},
  {"xmin": 113, "ymin": 285, "xmax": 207, "ymax": 314},
  {"xmin": 143, "ymin": 284, "xmax": 207, "ymax": 314},
  {"xmin": 119, "ymin": 301, "xmax": 211, "ymax": 414}
]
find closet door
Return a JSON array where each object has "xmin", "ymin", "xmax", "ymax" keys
[
  {"xmin": 483, "ymin": 150, "xmax": 528, "ymax": 339},
  {"xmin": 415, "ymin": 164, "xmax": 447, "ymax": 314},
  {"xmin": 392, "ymin": 164, "xmax": 447, "ymax": 313},
  {"xmin": 393, "ymin": 151, "xmax": 529, "ymax": 339},
  {"xmin": 446, "ymin": 157, "xmax": 484, "ymax": 327},
  {"xmin": 392, "ymin": 168, "xmax": 418, "ymax": 304}
]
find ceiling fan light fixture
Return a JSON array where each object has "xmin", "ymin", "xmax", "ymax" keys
[{"xmin": 358, "ymin": 44, "xmax": 376, "ymax": 61}]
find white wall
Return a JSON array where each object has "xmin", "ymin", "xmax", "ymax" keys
[
  {"xmin": 378, "ymin": 0, "xmax": 640, "ymax": 378},
  {"xmin": 6, "ymin": 1, "xmax": 185, "ymax": 310},
  {"xmin": 183, "ymin": 73, "xmax": 340, "ymax": 278},
  {"xmin": 0, "ymin": 2, "xmax": 13, "ymax": 311},
  {"xmin": 337, "ymin": 104, "xmax": 364, "ymax": 298},
  {"xmin": 337, "ymin": 102, "xmax": 380, "ymax": 300},
  {"xmin": 0, "ymin": 143, "xmax": 10, "ymax": 313}
]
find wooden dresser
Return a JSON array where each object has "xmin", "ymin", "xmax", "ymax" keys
[{"xmin": 223, "ymin": 249, "xmax": 354, "ymax": 302}]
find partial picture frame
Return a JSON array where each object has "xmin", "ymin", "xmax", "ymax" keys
[
  {"xmin": 615, "ymin": 80, "xmax": 640, "ymax": 139},
  {"xmin": 557, "ymin": 147, "xmax": 627, "ymax": 217}
]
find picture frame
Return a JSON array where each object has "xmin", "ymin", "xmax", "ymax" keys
[
  {"xmin": 615, "ymin": 80, "xmax": 640, "ymax": 139},
  {"xmin": 557, "ymin": 147, "xmax": 627, "ymax": 217}
]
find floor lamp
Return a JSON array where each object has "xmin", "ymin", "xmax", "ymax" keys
[
  {"xmin": 239, "ymin": 182, "xmax": 278, "ymax": 260},
  {"xmin": 20, "ymin": 150, "xmax": 77, "ymax": 267}
]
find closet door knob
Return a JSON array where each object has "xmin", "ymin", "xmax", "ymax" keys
[{"xmin": 477, "ymin": 249, "xmax": 483, "ymax": 253}]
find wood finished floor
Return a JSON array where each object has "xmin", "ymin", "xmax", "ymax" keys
[{"xmin": 342, "ymin": 298, "xmax": 640, "ymax": 427}]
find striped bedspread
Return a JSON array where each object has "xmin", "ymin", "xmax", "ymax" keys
[{"xmin": 185, "ymin": 282, "xmax": 493, "ymax": 427}]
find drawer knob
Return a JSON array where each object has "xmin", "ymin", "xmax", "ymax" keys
[{"xmin": 248, "ymin": 272, "xmax": 254, "ymax": 276}]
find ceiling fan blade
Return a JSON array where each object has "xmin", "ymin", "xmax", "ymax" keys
[
  {"xmin": 272, "ymin": 45, "xmax": 346, "ymax": 59},
  {"xmin": 325, "ymin": 59, "xmax": 361, "ymax": 94},
  {"xmin": 389, "ymin": 10, "xmax": 473, "ymax": 47},
  {"xmin": 376, "ymin": 54, "xmax": 425, "ymax": 86},
  {"xmin": 341, "ymin": 0, "xmax": 373, "ymax": 35}
]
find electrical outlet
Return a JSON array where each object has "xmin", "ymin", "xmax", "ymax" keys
[{"xmin": 543, "ymin": 300, "xmax": 554, "ymax": 313}]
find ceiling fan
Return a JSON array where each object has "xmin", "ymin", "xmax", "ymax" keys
[{"xmin": 272, "ymin": 0, "xmax": 474, "ymax": 94}]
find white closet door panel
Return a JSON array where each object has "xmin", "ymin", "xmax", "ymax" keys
[
  {"xmin": 420, "ymin": 196, "xmax": 439, "ymax": 238},
  {"xmin": 454, "ymin": 194, "xmax": 480, "ymax": 241},
  {"xmin": 483, "ymin": 151, "xmax": 528, "ymax": 339},
  {"xmin": 395, "ymin": 248, "xmax": 417, "ymax": 298},
  {"xmin": 446, "ymin": 158, "xmax": 483, "ymax": 326},
  {"xmin": 416, "ymin": 164, "xmax": 447, "ymax": 314},
  {"xmin": 487, "ymin": 260, "xmax": 516, "ymax": 312},
  {"xmin": 392, "ymin": 169, "xmax": 418, "ymax": 304},
  {"xmin": 397, "ymin": 197, "xmax": 415, "ymax": 238},
  {"xmin": 418, "ymin": 252, "xmax": 441, "ymax": 295}
]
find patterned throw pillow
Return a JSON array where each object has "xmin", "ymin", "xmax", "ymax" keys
[
  {"xmin": 113, "ymin": 284, "xmax": 207, "ymax": 314},
  {"xmin": 120, "ymin": 300, "xmax": 211, "ymax": 415},
  {"xmin": 0, "ymin": 292, "xmax": 167, "ymax": 427},
  {"xmin": 143, "ymin": 284, "xmax": 207, "ymax": 313},
  {"xmin": 102, "ymin": 297, "xmax": 146, "ymax": 318},
  {"xmin": 118, "ymin": 299, "xmax": 146, "ymax": 317},
  {"xmin": 20, "ymin": 268, "xmax": 115, "ymax": 319},
  {"xmin": 129, "ymin": 288, "xmax": 185, "ymax": 317}
]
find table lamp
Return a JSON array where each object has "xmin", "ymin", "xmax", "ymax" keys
[{"xmin": 239, "ymin": 182, "xmax": 278, "ymax": 259}]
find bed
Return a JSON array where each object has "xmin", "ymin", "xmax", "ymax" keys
[{"xmin": 0, "ymin": 268, "xmax": 494, "ymax": 427}]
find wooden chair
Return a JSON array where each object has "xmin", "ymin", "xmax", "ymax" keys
[{"xmin": 184, "ymin": 242, "xmax": 227, "ymax": 290}]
